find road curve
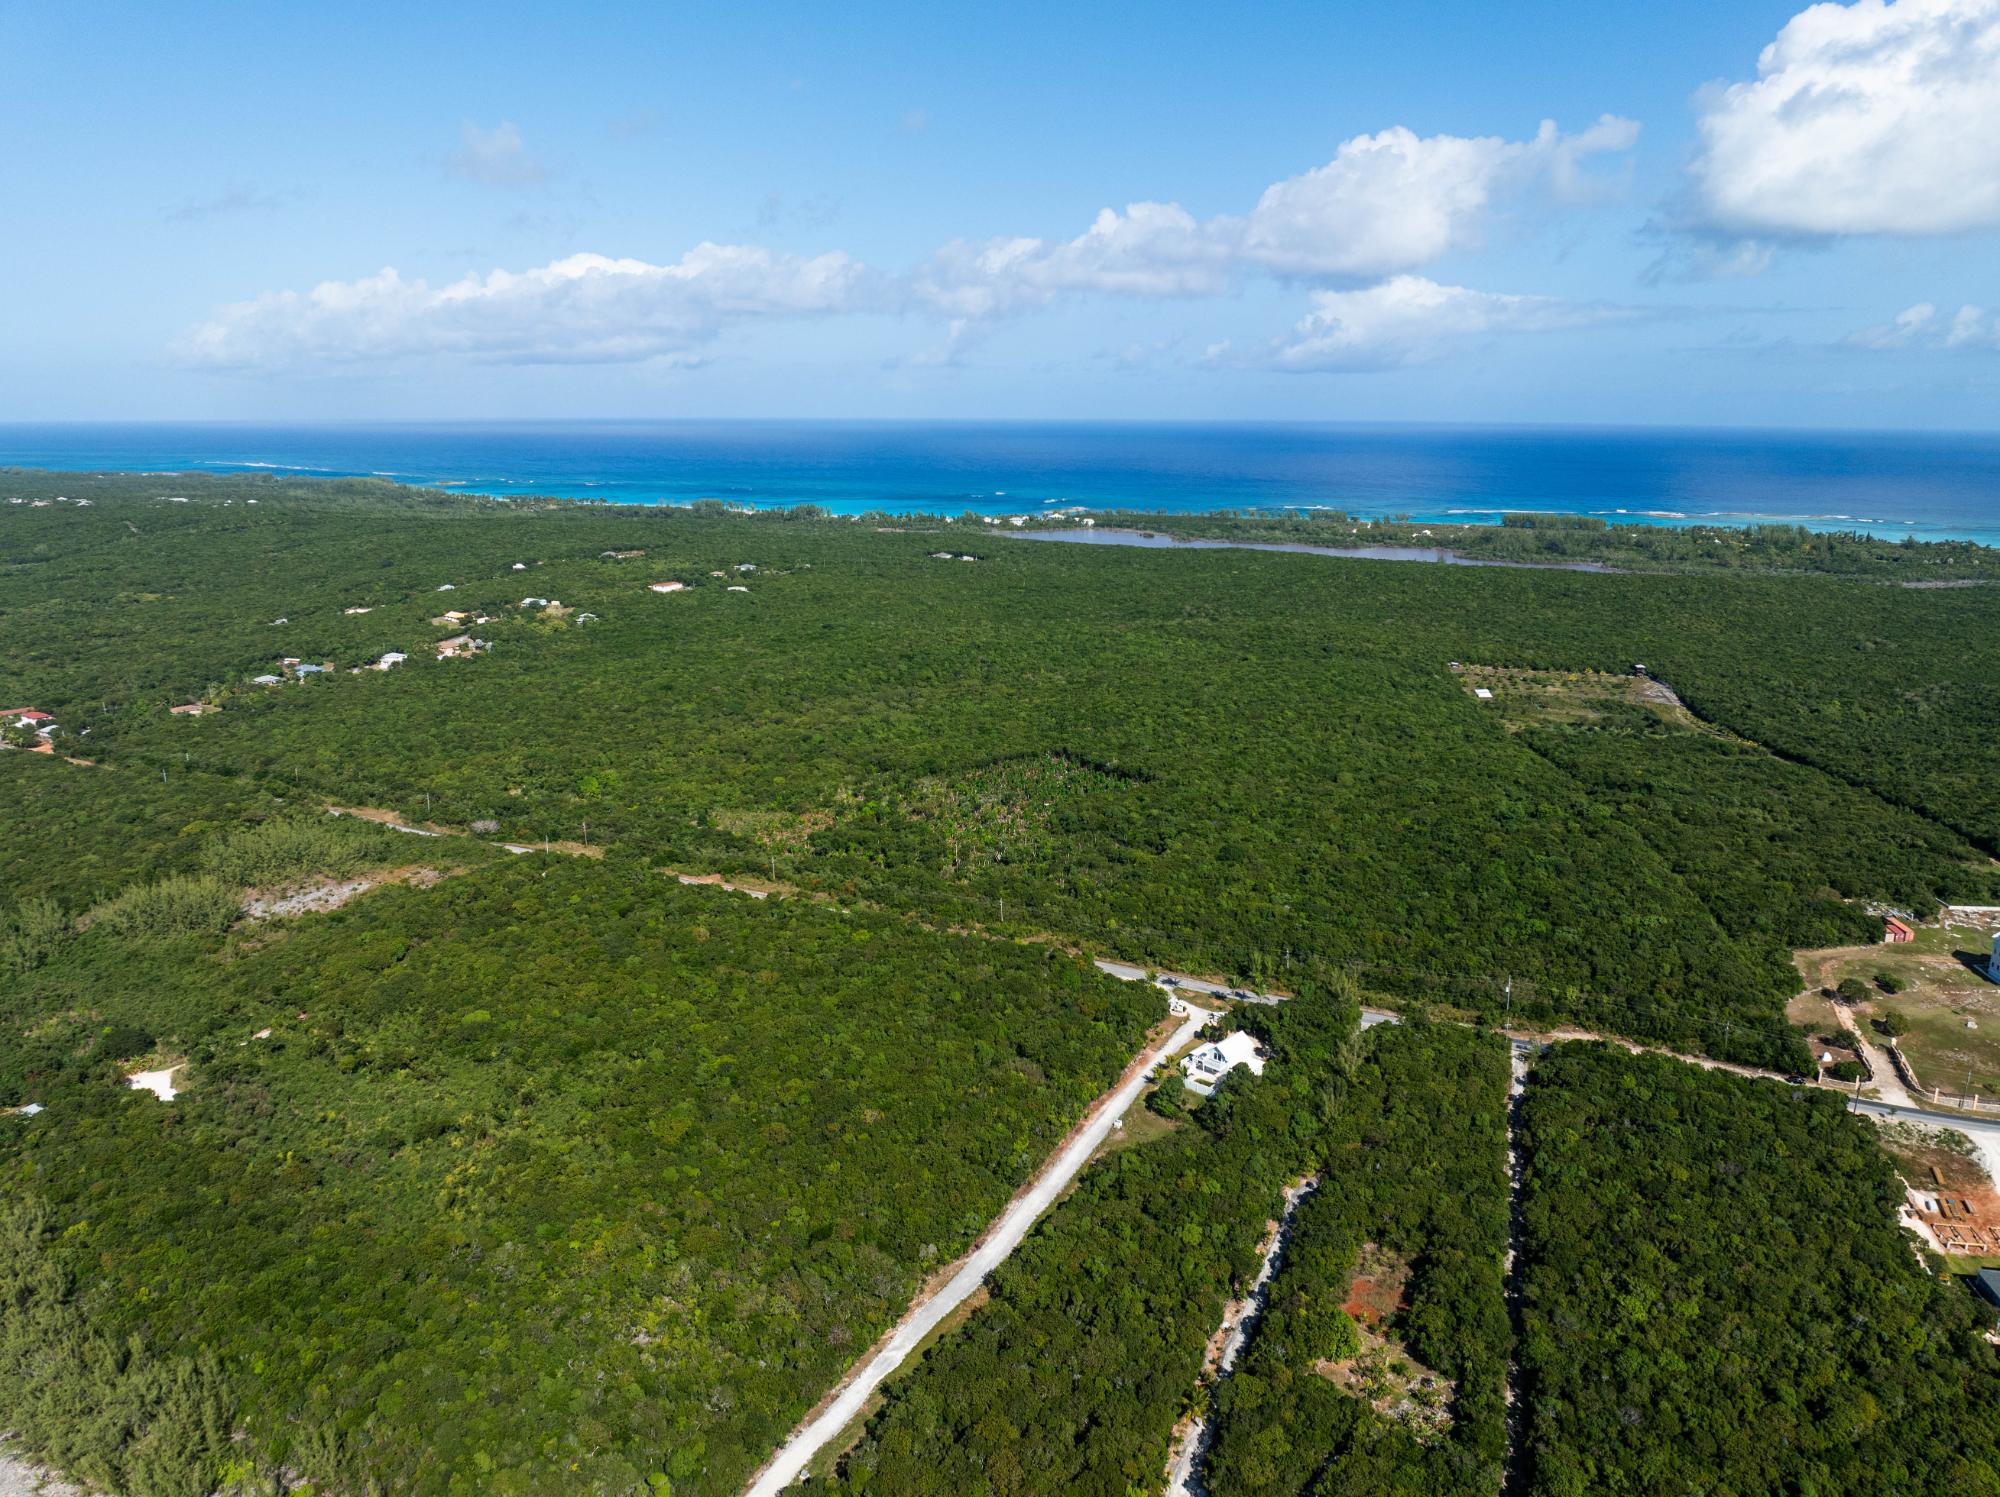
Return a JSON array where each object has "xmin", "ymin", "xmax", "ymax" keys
[
  {"xmin": 1090, "ymin": 960, "xmax": 1399, "ymax": 1029},
  {"xmin": 741, "ymin": 1000, "xmax": 1217, "ymax": 1497}
]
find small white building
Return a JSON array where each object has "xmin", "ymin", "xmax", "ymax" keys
[
  {"xmin": 373, "ymin": 652, "xmax": 408, "ymax": 670},
  {"xmin": 1181, "ymin": 1031, "xmax": 1266, "ymax": 1096},
  {"xmin": 1473, "ymin": 687, "xmax": 1494, "ymax": 700},
  {"xmin": 649, "ymin": 580, "xmax": 686, "ymax": 593}
]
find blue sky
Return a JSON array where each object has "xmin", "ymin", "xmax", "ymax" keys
[{"xmin": 4, "ymin": 0, "xmax": 1998, "ymax": 426}]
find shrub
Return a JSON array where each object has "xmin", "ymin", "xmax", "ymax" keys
[
  {"xmin": 202, "ymin": 816, "xmax": 391, "ymax": 890},
  {"xmin": 0, "ymin": 1200, "xmax": 237, "ymax": 1496},
  {"xmin": 1147, "ymin": 1071, "xmax": 1187, "ymax": 1119},
  {"xmin": 1875, "ymin": 971, "xmax": 1906, "ymax": 995},
  {"xmin": 89, "ymin": 1024, "xmax": 154, "ymax": 1063},
  {"xmin": 89, "ymin": 874, "xmax": 240, "ymax": 939},
  {"xmin": 1828, "ymin": 1059, "xmax": 1866, "ymax": 1083},
  {"xmin": 1, "ymin": 897, "xmax": 69, "ymax": 973},
  {"xmin": 1876, "ymin": 1008, "xmax": 1910, "ymax": 1039},
  {"xmin": 1836, "ymin": 977, "xmax": 1869, "ymax": 1004}
]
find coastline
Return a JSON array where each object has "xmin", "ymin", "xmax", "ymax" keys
[
  {"xmin": 6, "ymin": 420, "xmax": 2000, "ymax": 547},
  {"xmin": 1007, "ymin": 527, "xmax": 1624, "ymax": 572}
]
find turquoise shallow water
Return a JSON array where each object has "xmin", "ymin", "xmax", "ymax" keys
[{"xmin": 3, "ymin": 420, "xmax": 1998, "ymax": 544}]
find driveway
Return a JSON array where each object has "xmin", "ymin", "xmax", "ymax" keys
[{"xmin": 741, "ymin": 999, "xmax": 1216, "ymax": 1497}]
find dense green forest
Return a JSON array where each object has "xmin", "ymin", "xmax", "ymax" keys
[
  {"xmin": 7, "ymin": 472, "xmax": 2000, "ymax": 1493},
  {"xmin": 12, "ymin": 474, "xmax": 1999, "ymax": 1069},
  {"xmin": 1517, "ymin": 704, "xmax": 2000, "ymax": 955},
  {"xmin": 0, "ymin": 853, "xmax": 1157, "ymax": 1493},
  {"xmin": 820, "ymin": 990, "xmax": 1360, "ymax": 1495},
  {"xmin": 1203, "ymin": 1022, "xmax": 1510, "ymax": 1497},
  {"xmin": 1517, "ymin": 1044, "xmax": 2000, "ymax": 1495}
]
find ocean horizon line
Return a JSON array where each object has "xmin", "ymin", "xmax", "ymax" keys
[{"xmin": 5, "ymin": 418, "xmax": 1999, "ymax": 547}]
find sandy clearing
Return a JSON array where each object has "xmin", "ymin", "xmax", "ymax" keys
[
  {"xmin": 243, "ymin": 865, "xmax": 443, "ymax": 919},
  {"xmin": 126, "ymin": 1065, "xmax": 182, "ymax": 1101},
  {"xmin": 0, "ymin": 1449, "xmax": 88, "ymax": 1497}
]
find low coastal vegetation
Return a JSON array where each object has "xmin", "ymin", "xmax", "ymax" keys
[
  {"xmin": 822, "ymin": 990, "xmax": 1360, "ymax": 1496},
  {"xmin": 0, "ymin": 855, "xmax": 1156, "ymax": 1493},
  {"xmin": 13, "ymin": 475, "xmax": 1999, "ymax": 1067},
  {"xmin": 1517, "ymin": 1044, "xmax": 2000, "ymax": 1495},
  {"xmin": 1203, "ymin": 1021, "xmax": 1511, "ymax": 1497},
  {"xmin": 7, "ymin": 472, "xmax": 2000, "ymax": 1493},
  {"xmin": 1064, "ymin": 506, "xmax": 2000, "ymax": 581}
]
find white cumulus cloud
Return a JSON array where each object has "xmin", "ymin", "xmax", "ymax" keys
[
  {"xmin": 912, "ymin": 118, "xmax": 1637, "ymax": 318},
  {"xmin": 180, "ymin": 247, "xmax": 868, "ymax": 368},
  {"xmin": 1253, "ymin": 275, "xmax": 1614, "ymax": 372},
  {"xmin": 1241, "ymin": 116, "xmax": 1639, "ymax": 278},
  {"xmin": 915, "ymin": 202, "xmax": 1237, "ymax": 318},
  {"xmin": 1847, "ymin": 299, "xmax": 2000, "ymax": 347},
  {"xmin": 1692, "ymin": 0, "xmax": 2000, "ymax": 237}
]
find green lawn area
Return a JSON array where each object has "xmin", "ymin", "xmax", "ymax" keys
[{"xmin": 1801, "ymin": 911, "xmax": 2000, "ymax": 1102}]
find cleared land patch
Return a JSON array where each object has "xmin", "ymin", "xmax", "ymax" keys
[{"xmin": 1316, "ymin": 1245, "xmax": 1455, "ymax": 1445}]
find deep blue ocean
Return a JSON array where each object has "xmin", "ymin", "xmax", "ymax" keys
[{"xmin": 5, "ymin": 421, "xmax": 2000, "ymax": 544}]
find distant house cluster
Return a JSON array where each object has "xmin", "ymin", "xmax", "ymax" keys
[
  {"xmin": 1, "ymin": 708, "xmax": 58, "ymax": 753},
  {"xmin": 256, "ymin": 658, "xmax": 330, "ymax": 687}
]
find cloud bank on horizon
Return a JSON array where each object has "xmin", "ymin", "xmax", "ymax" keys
[
  {"xmin": 186, "ymin": 115, "xmax": 1642, "ymax": 372},
  {"xmin": 13, "ymin": 0, "xmax": 1998, "ymax": 419}
]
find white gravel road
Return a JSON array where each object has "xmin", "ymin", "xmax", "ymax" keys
[{"xmin": 741, "ymin": 999, "xmax": 1216, "ymax": 1496}]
